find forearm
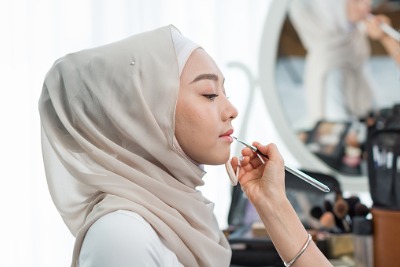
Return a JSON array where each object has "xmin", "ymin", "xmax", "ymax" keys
[
  {"xmin": 253, "ymin": 196, "xmax": 332, "ymax": 266},
  {"xmin": 380, "ymin": 35, "xmax": 400, "ymax": 65},
  {"xmin": 235, "ymin": 143, "xmax": 332, "ymax": 266}
]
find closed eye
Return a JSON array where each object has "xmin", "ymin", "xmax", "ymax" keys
[{"xmin": 203, "ymin": 94, "xmax": 219, "ymax": 100}]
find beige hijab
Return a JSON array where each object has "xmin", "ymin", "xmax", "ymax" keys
[
  {"xmin": 289, "ymin": 0, "xmax": 374, "ymax": 124},
  {"xmin": 39, "ymin": 25, "xmax": 231, "ymax": 267}
]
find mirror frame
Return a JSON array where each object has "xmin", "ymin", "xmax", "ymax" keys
[{"xmin": 258, "ymin": 0, "xmax": 368, "ymax": 192}]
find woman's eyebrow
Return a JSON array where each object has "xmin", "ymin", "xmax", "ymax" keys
[{"xmin": 190, "ymin": 73, "xmax": 219, "ymax": 84}]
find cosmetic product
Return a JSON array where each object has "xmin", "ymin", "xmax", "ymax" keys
[{"xmin": 232, "ymin": 136, "xmax": 330, "ymax": 192}]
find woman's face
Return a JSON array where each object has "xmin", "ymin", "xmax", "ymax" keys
[
  {"xmin": 175, "ymin": 49, "xmax": 238, "ymax": 165},
  {"xmin": 347, "ymin": 0, "xmax": 371, "ymax": 23}
]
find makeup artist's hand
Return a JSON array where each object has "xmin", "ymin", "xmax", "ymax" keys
[
  {"xmin": 231, "ymin": 142, "xmax": 286, "ymax": 206},
  {"xmin": 232, "ymin": 143, "xmax": 333, "ymax": 267},
  {"xmin": 365, "ymin": 14, "xmax": 391, "ymax": 41}
]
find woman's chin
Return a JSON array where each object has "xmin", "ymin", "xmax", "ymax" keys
[{"xmin": 205, "ymin": 154, "xmax": 230, "ymax": 166}]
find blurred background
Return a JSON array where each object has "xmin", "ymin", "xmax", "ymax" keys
[{"xmin": 2, "ymin": 0, "xmax": 399, "ymax": 266}]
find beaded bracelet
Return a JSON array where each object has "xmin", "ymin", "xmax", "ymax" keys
[{"xmin": 283, "ymin": 234, "xmax": 312, "ymax": 267}]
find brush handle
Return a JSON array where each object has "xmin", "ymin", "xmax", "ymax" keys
[
  {"xmin": 380, "ymin": 23, "xmax": 400, "ymax": 42},
  {"xmin": 284, "ymin": 165, "xmax": 330, "ymax": 192},
  {"xmin": 255, "ymin": 149, "xmax": 330, "ymax": 192}
]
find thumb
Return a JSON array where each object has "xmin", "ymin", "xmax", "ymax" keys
[{"xmin": 254, "ymin": 142, "xmax": 284, "ymax": 163}]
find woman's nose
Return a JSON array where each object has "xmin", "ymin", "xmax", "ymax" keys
[{"xmin": 223, "ymin": 98, "xmax": 238, "ymax": 121}]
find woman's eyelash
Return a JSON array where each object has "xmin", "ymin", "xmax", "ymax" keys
[{"xmin": 203, "ymin": 94, "xmax": 219, "ymax": 100}]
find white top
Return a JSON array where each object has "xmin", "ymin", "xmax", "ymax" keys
[{"xmin": 78, "ymin": 210, "xmax": 183, "ymax": 267}]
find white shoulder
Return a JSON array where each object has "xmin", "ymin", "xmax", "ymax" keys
[{"xmin": 78, "ymin": 210, "xmax": 182, "ymax": 267}]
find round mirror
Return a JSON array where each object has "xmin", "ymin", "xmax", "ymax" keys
[{"xmin": 259, "ymin": 0, "xmax": 400, "ymax": 192}]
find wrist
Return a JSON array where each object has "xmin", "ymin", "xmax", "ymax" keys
[
  {"xmin": 380, "ymin": 35, "xmax": 400, "ymax": 59},
  {"xmin": 379, "ymin": 34, "xmax": 390, "ymax": 43},
  {"xmin": 253, "ymin": 190, "xmax": 290, "ymax": 215}
]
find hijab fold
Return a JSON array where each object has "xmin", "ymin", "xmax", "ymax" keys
[{"xmin": 39, "ymin": 25, "xmax": 231, "ymax": 267}]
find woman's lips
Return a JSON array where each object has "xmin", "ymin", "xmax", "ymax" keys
[
  {"xmin": 220, "ymin": 129, "xmax": 234, "ymax": 142},
  {"xmin": 220, "ymin": 129, "xmax": 234, "ymax": 137}
]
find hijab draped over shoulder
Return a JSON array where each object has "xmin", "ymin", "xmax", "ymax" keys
[
  {"xmin": 289, "ymin": 0, "xmax": 374, "ymax": 124},
  {"xmin": 39, "ymin": 25, "xmax": 231, "ymax": 267}
]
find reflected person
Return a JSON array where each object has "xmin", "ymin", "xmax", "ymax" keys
[{"xmin": 289, "ymin": 0, "xmax": 397, "ymax": 124}]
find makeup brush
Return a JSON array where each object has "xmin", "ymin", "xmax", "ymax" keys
[
  {"xmin": 380, "ymin": 22, "xmax": 400, "ymax": 42},
  {"xmin": 232, "ymin": 136, "xmax": 330, "ymax": 192}
]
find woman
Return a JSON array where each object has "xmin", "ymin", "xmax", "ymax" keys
[
  {"xmin": 288, "ymin": 0, "xmax": 397, "ymax": 125},
  {"xmin": 39, "ymin": 25, "xmax": 331, "ymax": 267}
]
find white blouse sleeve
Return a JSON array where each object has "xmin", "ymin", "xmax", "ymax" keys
[{"xmin": 78, "ymin": 210, "xmax": 183, "ymax": 267}]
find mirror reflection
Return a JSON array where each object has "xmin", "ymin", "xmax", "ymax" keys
[{"xmin": 276, "ymin": 0, "xmax": 400, "ymax": 176}]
